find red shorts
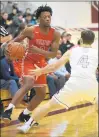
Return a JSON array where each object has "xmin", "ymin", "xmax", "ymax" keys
[{"xmin": 13, "ymin": 58, "xmax": 47, "ymax": 86}]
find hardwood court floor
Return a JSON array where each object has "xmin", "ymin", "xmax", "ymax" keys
[
  {"xmin": 0, "ymin": 30, "xmax": 98, "ymax": 137},
  {"xmin": 1, "ymin": 101, "xmax": 98, "ymax": 137}
]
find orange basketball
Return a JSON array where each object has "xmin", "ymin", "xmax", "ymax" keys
[{"xmin": 7, "ymin": 42, "xmax": 26, "ymax": 60}]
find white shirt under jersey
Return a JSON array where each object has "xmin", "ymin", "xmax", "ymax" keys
[{"xmin": 70, "ymin": 46, "xmax": 98, "ymax": 81}]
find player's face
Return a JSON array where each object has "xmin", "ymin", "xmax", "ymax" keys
[
  {"xmin": 40, "ymin": 12, "xmax": 51, "ymax": 27},
  {"xmin": 56, "ymin": 50, "xmax": 62, "ymax": 59}
]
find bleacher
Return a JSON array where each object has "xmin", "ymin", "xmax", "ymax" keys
[{"xmin": 0, "ymin": 86, "xmax": 50, "ymax": 107}]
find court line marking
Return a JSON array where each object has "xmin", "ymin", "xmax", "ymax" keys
[{"xmin": 0, "ymin": 102, "xmax": 92, "ymax": 128}]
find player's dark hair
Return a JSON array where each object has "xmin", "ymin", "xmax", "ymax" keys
[
  {"xmin": 81, "ymin": 30, "xmax": 95, "ymax": 45},
  {"xmin": 35, "ymin": 5, "xmax": 52, "ymax": 19},
  {"xmin": 61, "ymin": 31, "xmax": 67, "ymax": 39},
  {"xmin": 66, "ymin": 33, "xmax": 72, "ymax": 37}
]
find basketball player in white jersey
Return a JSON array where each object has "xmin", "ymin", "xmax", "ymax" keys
[{"xmin": 17, "ymin": 30, "xmax": 98, "ymax": 133}]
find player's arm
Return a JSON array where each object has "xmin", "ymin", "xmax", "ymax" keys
[
  {"xmin": 29, "ymin": 50, "xmax": 71, "ymax": 77},
  {"xmin": 10, "ymin": 26, "xmax": 33, "ymax": 43},
  {"xmin": 49, "ymin": 31, "xmax": 61, "ymax": 58},
  {"xmin": 29, "ymin": 31, "xmax": 60, "ymax": 58},
  {"xmin": 0, "ymin": 35, "xmax": 13, "ymax": 43}
]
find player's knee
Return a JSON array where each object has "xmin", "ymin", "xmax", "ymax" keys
[
  {"xmin": 23, "ymin": 76, "xmax": 34, "ymax": 88},
  {"xmin": 26, "ymin": 82, "xmax": 33, "ymax": 89},
  {"xmin": 41, "ymin": 90, "xmax": 46, "ymax": 99},
  {"xmin": 40, "ymin": 91, "xmax": 46, "ymax": 99},
  {"xmin": 37, "ymin": 90, "xmax": 46, "ymax": 100}
]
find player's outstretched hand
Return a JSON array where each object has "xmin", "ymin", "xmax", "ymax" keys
[{"xmin": 28, "ymin": 64, "xmax": 42, "ymax": 78}]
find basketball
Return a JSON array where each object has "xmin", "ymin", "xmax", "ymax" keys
[{"xmin": 7, "ymin": 42, "xmax": 26, "ymax": 60}]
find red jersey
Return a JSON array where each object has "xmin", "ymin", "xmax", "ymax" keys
[
  {"xmin": 14, "ymin": 25, "xmax": 55, "ymax": 85},
  {"xmin": 26, "ymin": 25, "xmax": 55, "ymax": 61}
]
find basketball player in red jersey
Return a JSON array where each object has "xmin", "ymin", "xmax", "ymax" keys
[{"xmin": 2, "ymin": 5, "xmax": 60, "ymax": 124}]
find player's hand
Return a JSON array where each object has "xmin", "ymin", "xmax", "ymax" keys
[
  {"xmin": 27, "ymin": 46, "xmax": 36, "ymax": 53},
  {"xmin": 28, "ymin": 46, "xmax": 40, "ymax": 54},
  {"xmin": 28, "ymin": 64, "xmax": 42, "ymax": 78}
]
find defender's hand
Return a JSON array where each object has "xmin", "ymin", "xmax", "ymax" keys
[{"xmin": 28, "ymin": 64, "xmax": 42, "ymax": 78}]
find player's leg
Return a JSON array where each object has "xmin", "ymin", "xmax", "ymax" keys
[
  {"xmin": 27, "ymin": 86, "xmax": 46, "ymax": 111},
  {"xmin": 18, "ymin": 67, "xmax": 47, "ymax": 123},
  {"xmin": 17, "ymin": 84, "xmax": 69, "ymax": 133},
  {"xmin": 1, "ymin": 76, "xmax": 34, "ymax": 123},
  {"xmin": 17, "ymin": 96, "xmax": 64, "ymax": 133},
  {"xmin": 11, "ymin": 76, "xmax": 34, "ymax": 105},
  {"xmin": 18, "ymin": 86, "xmax": 46, "ymax": 123},
  {"xmin": 18, "ymin": 76, "xmax": 98, "ymax": 133},
  {"xmin": 17, "ymin": 81, "xmax": 98, "ymax": 133}
]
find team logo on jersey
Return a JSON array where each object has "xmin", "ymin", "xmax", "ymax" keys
[
  {"xmin": 77, "ymin": 55, "xmax": 89, "ymax": 68},
  {"xmin": 36, "ymin": 39, "xmax": 51, "ymax": 47}
]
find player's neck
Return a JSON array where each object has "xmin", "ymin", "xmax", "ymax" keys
[
  {"xmin": 39, "ymin": 24, "xmax": 50, "ymax": 33},
  {"xmin": 81, "ymin": 44, "xmax": 92, "ymax": 48}
]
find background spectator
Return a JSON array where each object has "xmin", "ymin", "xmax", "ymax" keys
[
  {"xmin": 0, "ymin": 48, "xmax": 19, "ymax": 97},
  {"xmin": 23, "ymin": 8, "xmax": 31, "ymax": 18},
  {"xmin": 12, "ymin": 2, "xmax": 20, "ymax": 13},
  {"xmin": 47, "ymin": 50, "xmax": 70, "ymax": 97},
  {"xmin": 24, "ymin": 13, "xmax": 32, "ymax": 25},
  {"xmin": 46, "ymin": 74, "xmax": 58, "ymax": 98},
  {"xmin": 48, "ymin": 50, "xmax": 70, "ymax": 80},
  {"xmin": 0, "ymin": 25, "xmax": 13, "ymax": 59},
  {"xmin": 31, "ymin": 14, "xmax": 37, "ymax": 25},
  {"xmin": 59, "ymin": 32, "xmax": 74, "ymax": 54},
  {"xmin": 8, "ymin": 8, "xmax": 18, "ymax": 21},
  {"xmin": 59, "ymin": 32, "xmax": 74, "ymax": 73},
  {"xmin": 8, "ymin": 12, "xmax": 23, "ymax": 37},
  {"xmin": 14, "ymin": 22, "xmax": 26, "ymax": 38},
  {"xmin": 0, "ymin": 12, "xmax": 9, "ymax": 29}
]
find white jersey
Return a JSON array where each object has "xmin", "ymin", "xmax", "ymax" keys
[
  {"xmin": 70, "ymin": 46, "xmax": 98, "ymax": 81},
  {"xmin": 53, "ymin": 47, "xmax": 98, "ymax": 108},
  {"xmin": 53, "ymin": 46, "xmax": 98, "ymax": 108}
]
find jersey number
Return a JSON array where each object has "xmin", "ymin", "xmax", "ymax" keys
[
  {"xmin": 77, "ymin": 55, "xmax": 89, "ymax": 68},
  {"xmin": 40, "ymin": 46, "xmax": 45, "ymax": 50}
]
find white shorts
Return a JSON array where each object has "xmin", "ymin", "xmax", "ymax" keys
[{"xmin": 53, "ymin": 77, "xmax": 98, "ymax": 109}]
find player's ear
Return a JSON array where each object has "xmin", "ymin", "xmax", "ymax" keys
[{"xmin": 80, "ymin": 38, "xmax": 83, "ymax": 45}]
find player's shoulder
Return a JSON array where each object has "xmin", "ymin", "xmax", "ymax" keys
[
  {"xmin": 24, "ymin": 24, "xmax": 38, "ymax": 32},
  {"xmin": 90, "ymin": 47, "xmax": 98, "ymax": 55},
  {"xmin": 51, "ymin": 26, "xmax": 60, "ymax": 34},
  {"xmin": 91, "ymin": 47, "xmax": 97, "ymax": 52},
  {"xmin": 70, "ymin": 45, "xmax": 80, "ymax": 52},
  {"xmin": 22, "ymin": 26, "xmax": 33, "ymax": 33},
  {"xmin": 51, "ymin": 27, "xmax": 61, "ymax": 39},
  {"xmin": 69, "ymin": 46, "xmax": 83, "ymax": 56}
]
